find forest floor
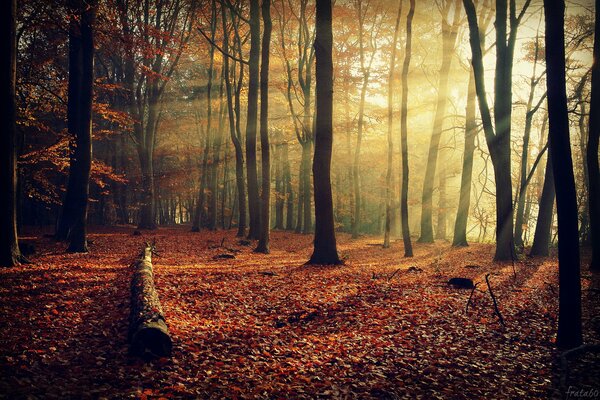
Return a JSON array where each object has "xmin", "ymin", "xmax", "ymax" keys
[{"xmin": 1, "ymin": 226, "xmax": 599, "ymax": 399}]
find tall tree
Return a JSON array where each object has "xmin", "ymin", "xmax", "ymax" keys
[
  {"xmin": 529, "ymin": 146, "xmax": 555, "ymax": 256},
  {"xmin": 453, "ymin": 0, "xmax": 492, "ymax": 247},
  {"xmin": 67, "ymin": 0, "xmax": 95, "ymax": 252},
  {"xmin": 116, "ymin": 0, "xmax": 195, "ymax": 230},
  {"xmin": 351, "ymin": 0, "xmax": 382, "ymax": 239},
  {"xmin": 221, "ymin": 0, "xmax": 247, "ymax": 237},
  {"xmin": 544, "ymin": 0, "xmax": 582, "ymax": 349},
  {"xmin": 588, "ymin": 0, "xmax": 600, "ymax": 271},
  {"xmin": 56, "ymin": 0, "xmax": 95, "ymax": 253},
  {"xmin": 0, "ymin": 0, "xmax": 24, "ymax": 267},
  {"xmin": 418, "ymin": 0, "xmax": 461, "ymax": 243},
  {"xmin": 384, "ymin": 1, "xmax": 403, "ymax": 249},
  {"xmin": 463, "ymin": 0, "xmax": 530, "ymax": 261},
  {"xmin": 275, "ymin": 0, "xmax": 315, "ymax": 235},
  {"xmin": 246, "ymin": 0, "xmax": 261, "ymax": 240},
  {"xmin": 308, "ymin": 0, "xmax": 340, "ymax": 265},
  {"xmin": 192, "ymin": 0, "xmax": 217, "ymax": 232},
  {"xmin": 514, "ymin": 27, "xmax": 546, "ymax": 250},
  {"xmin": 256, "ymin": 0, "xmax": 272, "ymax": 253},
  {"xmin": 399, "ymin": 0, "xmax": 415, "ymax": 257}
]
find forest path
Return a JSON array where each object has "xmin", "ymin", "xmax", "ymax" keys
[{"xmin": 1, "ymin": 226, "xmax": 598, "ymax": 399}]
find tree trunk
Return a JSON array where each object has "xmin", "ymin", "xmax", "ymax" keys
[
  {"xmin": 530, "ymin": 151, "xmax": 555, "ymax": 256},
  {"xmin": 0, "ymin": 0, "xmax": 23, "ymax": 267},
  {"xmin": 419, "ymin": 0, "xmax": 460, "ymax": 243},
  {"xmin": 384, "ymin": 2, "xmax": 403, "ymax": 249},
  {"xmin": 588, "ymin": 0, "xmax": 600, "ymax": 270},
  {"xmin": 463, "ymin": 0, "xmax": 525, "ymax": 261},
  {"xmin": 67, "ymin": 0, "xmax": 95, "ymax": 253},
  {"xmin": 399, "ymin": 0, "xmax": 415, "ymax": 257},
  {"xmin": 452, "ymin": 70, "xmax": 477, "ymax": 247},
  {"xmin": 544, "ymin": 0, "xmax": 582, "ymax": 350},
  {"xmin": 56, "ymin": 2, "xmax": 82, "ymax": 241},
  {"xmin": 129, "ymin": 245, "xmax": 172, "ymax": 358},
  {"xmin": 221, "ymin": 2, "xmax": 246, "ymax": 237},
  {"xmin": 302, "ymin": 140, "xmax": 312, "ymax": 234},
  {"xmin": 256, "ymin": 0, "xmax": 272, "ymax": 253},
  {"xmin": 308, "ymin": 0, "xmax": 340, "ymax": 265},
  {"xmin": 284, "ymin": 142, "xmax": 294, "ymax": 230},
  {"xmin": 246, "ymin": 0, "xmax": 261, "ymax": 240}
]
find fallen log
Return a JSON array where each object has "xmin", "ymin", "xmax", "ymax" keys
[{"xmin": 129, "ymin": 244, "xmax": 172, "ymax": 358}]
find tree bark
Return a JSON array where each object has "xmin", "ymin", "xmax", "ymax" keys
[
  {"xmin": 246, "ymin": 0, "xmax": 261, "ymax": 240},
  {"xmin": 308, "ymin": 0, "xmax": 341, "ymax": 265},
  {"xmin": 129, "ymin": 245, "xmax": 172, "ymax": 358},
  {"xmin": 67, "ymin": 0, "xmax": 95, "ymax": 253},
  {"xmin": 399, "ymin": 0, "xmax": 415, "ymax": 257},
  {"xmin": 544, "ymin": 0, "xmax": 582, "ymax": 350},
  {"xmin": 256, "ymin": 0, "xmax": 272, "ymax": 253},
  {"xmin": 0, "ymin": 0, "xmax": 24, "ymax": 267}
]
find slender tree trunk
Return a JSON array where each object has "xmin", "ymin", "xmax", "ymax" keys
[
  {"xmin": 399, "ymin": 0, "xmax": 415, "ymax": 257},
  {"xmin": 256, "ymin": 0, "xmax": 272, "ymax": 253},
  {"xmin": 221, "ymin": 2, "xmax": 246, "ymax": 237},
  {"xmin": 284, "ymin": 142, "xmax": 294, "ymax": 230},
  {"xmin": 308, "ymin": 0, "xmax": 340, "ymax": 265},
  {"xmin": 544, "ymin": 0, "xmax": 582, "ymax": 349},
  {"xmin": 588, "ymin": 0, "xmax": 600, "ymax": 270},
  {"xmin": 420, "ymin": 0, "xmax": 460, "ymax": 243},
  {"xmin": 384, "ymin": 2, "xmax": 402, "ymax": 249},
  {"xmin": 0, "ymin": 0, "xmax": 23, "ymax": 267},
  {"xmin": 67, "ymin": 0, "xmax": 95, "ymax": 252},
  {"xmin": 209, "ymin": 80, "xmax": 225, "ymax": 231},
  {"xmin": 295, "ymin": 158, "xmax": 304, "ymax": 233},
  {"xmin": 274, "ymin": 142, "xmax": 284, "ymax": 229},
  {"xmin": 530, "ymin": 151, "xmax": 555, "ymax": 256},
  {"xmin": 452, "ymin": 70, "xmax": 477, "ymax": 246},
  {"xmin": 56, "ymin": 4, "xmax": 82, "ymax": 241},
  {"xmin": 435, "ymin": 171, "xmax": 447, "ymax": 239},
  {"xmin": 246, "ymin": 0, "xmax": 261, "ymax": 240},
  {"xmin": 302, "ymin": 140, "xmax": 312, "ymax": 234}
]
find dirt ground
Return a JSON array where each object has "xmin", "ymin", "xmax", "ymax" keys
[{"xmin": 1, "ymin": 226, "xmax": 599, "ymax": 399}]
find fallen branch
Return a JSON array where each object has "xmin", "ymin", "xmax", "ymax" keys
[
  {"xmin": 485, "ymin": 274, "xmax": 505, "ymax": 327},
  {"xmin": 465, "ymin": 282, "xmax": 481, "ymax": 314},
  {"xmin": 129, "ymin": 243, "xmax": 172, "ymax": 358}
]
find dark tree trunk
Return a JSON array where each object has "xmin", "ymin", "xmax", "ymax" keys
[
  {"xmin": 399, "ymin": 0, "xmax": 415, "ymax": 257},
  {"xmin": 56, "ymin": 3, "xmax": 82, "ymax": 241},
  {"xmin": 308, "ymin": 0, "xmax": 340, "ymax": 265},
  {"xmin": 0, "ymin": 0, "xmax": 23, "ymax": 267},
  {"xmin": 67, "ymin": 0, "xmax": 95, "ymax": 253},
  {"xmin": 544, "ymin": 0, "xmax": 582, "ymax": 349},
  {"xmin": 256, "ymin": 0, "xmax": 272, "ymax": 253},
  {"xmin": 246, "ymin": 0, "xmax": 261, "ymax": 240},
  {"xmin": 463, "ymin": 0, "xmax": 527, "ymax": 261},
  {"xmin": 588, "ymin": 0, "xmax": 600, "ymax": 271},
  {"xmin": 129, "ymin": 245, "xmax": 172, "ymax": 358}
]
